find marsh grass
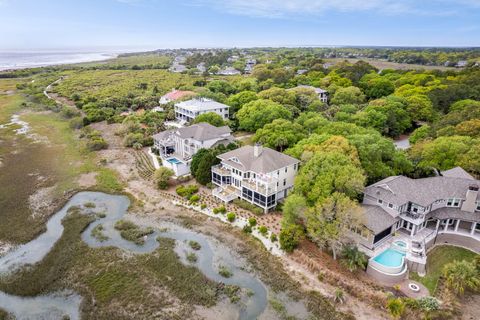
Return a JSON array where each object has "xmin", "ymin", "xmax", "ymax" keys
[
  {"xmin": 114, "ymin": 220, "xmax": 154, "ymax": 245},
  {"xmin": 91, "ymin": 224, "xmax": 109, "ymax": 242}
]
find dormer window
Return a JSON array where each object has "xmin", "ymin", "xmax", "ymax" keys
[
  {"xmin": 446, "ymin": 198, "xmax": 461, "ymax": 207},
  {"xmin": 377, "ymin": 199, "xmax": 383, "ymax": 205},
  {"xmin": 388, "ymin": 203, "xmax": 394, "ymax": 209},
  {"xmin": 230, "ymin": 157, "xmax": 240, "ymax": 163}
]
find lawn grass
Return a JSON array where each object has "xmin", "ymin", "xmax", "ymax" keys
[{"xmin": 410, "ymin": 245, "xmax": 479, "ymax": 294}]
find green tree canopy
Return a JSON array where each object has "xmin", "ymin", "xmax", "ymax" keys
[
  {"xmin": 253, "ymin": 119, "xmax": 306, "ymax": 151},
  {"xmin": 236, "ymin": 99, "xmax": 292, "ymax": 132},
  {"xmin": 192, "ymin": 112, "xmax": 226, "ymax": 127},
  {"xmin": 225, "ymin": 91, "xmax": 259, "ymax": 114},
  {"xmin": 305, "ymin": 192, "xmax": 363, "ymax": 259},
  {"xmin": 331, "ymin": 86, "xmax": 366, "ymax": 105}
]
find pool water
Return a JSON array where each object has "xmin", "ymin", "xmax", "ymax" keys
[
  {"xmin": 373, "ymin": 248, "xmax": 406, "ymax": 267},
  {"xmin": 167, "ymin": 157, "xmax": 181, "ymax": 164}
]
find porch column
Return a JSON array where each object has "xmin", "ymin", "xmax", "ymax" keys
[
  {"xmin": 471, "ymin": 222, "xmax": 477, "ymax": 235},
  {"xmin": 410, "ymin": 224, "xmax": 416, "ymax": 236},
  {"xmin": 455, "ymin": 219, "xmax": 460, "ymax": 232},
  {"xmin": 435, "ymin": 219, "xmax": 441, "ymax": 232},
  {"xmin": 444, "ymin": 219, "xmax": 450, "ymax": 232}
]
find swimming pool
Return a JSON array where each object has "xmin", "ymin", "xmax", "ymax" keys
[
  {"xmin": 167, "ymin": 158, "xmax": 182, "ymax": 165},
  {"xmin": 373, "ymin": 248, "xmax": 406, "ymax": 268}
]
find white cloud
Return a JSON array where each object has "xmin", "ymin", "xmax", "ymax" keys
[{"xmin": 189, "ymin": 0, "xmax": 478, "ymax": 18}]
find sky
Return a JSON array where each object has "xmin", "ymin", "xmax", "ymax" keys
[{"xmin": 0, "ymin": 0, "xmax": 479, "ymax": 51}]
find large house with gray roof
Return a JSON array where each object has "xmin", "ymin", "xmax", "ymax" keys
[
  {"xmin": 153, "ymin": 123, "xmax": 233, "ymax": 176},
  {"xmin": 356, "ymin": 167, "xmax": 480, "ymax": 282},
  {"xmin": 174, "ymin": 98, "xmax": 230, "ymax": 123},
  {"xmin": 211, "ymin": 144, "xmax": 300, "ymax": 212}
]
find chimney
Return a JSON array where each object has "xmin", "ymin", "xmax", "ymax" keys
[
  {"xmin": 254, "ymin": 143, "xmax": 263, "ymax": 158},
  {"xmin": 461, "ymin": 184, "xmax": 479, "ymax": 213}
]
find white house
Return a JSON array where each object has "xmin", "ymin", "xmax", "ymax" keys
[
  {"xmin": 217, "ymin": 67, "xmax": 241, "ymax": 76},
  {"xmin": 211, "ymin": 144, "xmax": 300, "ymax": 212},
  {"xmin": 355, "ymin": 167, "xmax": 480, "ymax": 282},
  {"xmin": 294, "ymin": 85, "xmax": 328, "ymax": 103},
  {"xmin": 153, "ymin": 123, "xmax": 234, "ymax": 176},
  {"xmin": 174, "ymin": 98, "xmax": 230, "ymax": 123}
]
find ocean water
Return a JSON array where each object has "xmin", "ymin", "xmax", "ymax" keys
[{"xmin": 0, "ymin": 51, "xmax": 117, "ymax": 71}]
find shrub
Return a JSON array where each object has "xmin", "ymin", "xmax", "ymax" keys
[
  {"xmin": 279, "ymin": 224, "xmax": 304, "ymax": 253},
  {"xmin": 418, "ymin": 296, "xmax": 440, "ymax": 312},
  {"xmin": 213, "ymin": 206, "xmax": 226, "ymax": 214},
  {"xmin": 189, "ymin": 240, "xmax": 201, "ymax": 250},
  {"xmin": 248, "ymin": 217, "xmax": 257, "ymax": 227},
  {"xmin": 226, "ymin": 212, "xmax": 236, "ymax": 222},
  {"xmin": 69, "ymin": 117, "xmax": 84, "ymax": 129},
  {"xmin": 270, "ymin": 233, "xmax": 277, "ymax": 242},
  {"xmin": 232, "ymin": 199, "xmax": 263, "ymax": 215},
  {"xmin": 386, "ymin": 298, "xmax": 405, "ymax": 320},
  {"xmin": 189, "ymin": 194, "xmax": 200, "ymax": 203},
  {"xmin": 218, "ymin": 265, "xmax": 233, "ymax": 278},
  {"xmin": 258, "ymin": 225, "xmax": 268, "ymax": 236},
  {"xmin": 243, "ymin": 225, "xmax": 252, "ymax": 233},
  {"xmin": 176, "ymin": 185, "xmax": 199, "ymax": 198},
  {"xmin": 86, "ymin": 137, "xmax": 108, "ymax": 151},
  {"xmin": 200, "ymin": 203, "xmax": 207, "ymax": 210},
  {"xmin": 124, "ymin": 132, "xmax": 144, "ymax": 147},
  {"xmin": 154, "ymin": 167, "xmax": 174, "ymax": 190}
]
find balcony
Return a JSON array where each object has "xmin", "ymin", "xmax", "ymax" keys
[
  {"xmin": 213, "ymin": 186, "xmax": 240, "ymax": 203},
  {"xmin": 400, "ymin": 211, "xmax": 425, "ymax": 224},
  {"xmin": 212, "ymin": 165, "xmax": 231, "ymax": 176},
  {"xmin": 242, "ymin": 178, "xmax": 277, "ymax": 195}
]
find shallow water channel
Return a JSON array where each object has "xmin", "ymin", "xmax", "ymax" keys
[{"xmin": 0, "ymin": 192, "xmax": 281, "ymax": 320}]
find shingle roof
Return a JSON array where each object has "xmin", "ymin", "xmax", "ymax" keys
[
  {"xmin": 175, "ymin": 98, "xmax": 229, "ymax": 112},
  {"xmin": 365, "ymin": 174, "xmax": 480, "ymax": 207},
  {"xmin": 427, "ymin": 207, "xmax": 479, "ymax": 222},
  {"xmin": 153, "ymin": 123, "xmax": 231, "ymax": 142},
  {"xmin": 217, "ymin": 145, "xmax": 299, "ymax": 174},
  {"xmin": 292, "ymin": 85, "xmax": 328, "ymax": 94},
  {"xmin": 361, "ymin": 204, "xmax": 397, "ymax": 233},
  {"xmin": 441, "ymin": 167, "xmax": 475, "ymax": 180}
]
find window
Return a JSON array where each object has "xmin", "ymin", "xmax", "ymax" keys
[
  {"xmin": 377, "ymin": 199, "xmax": 383, "ymax": 205},
  {"xmin": 294, "ymin": 164, "xmax": 297, "ymax": 171},
  {"xmin": 476, "ymin": 201, "xmax": 480, "ymax": 211},
  {"xmin": 285, "ymin": 167, "xmax": 288, "ymax": 173},
  {"xmin": 283, "ymin": 179, "xmax": 286, "ymax": 186},
  {"xmin": 446, "ymin": 198, "xmax": 461, "ymax": 207},
  {"xmin": 388, "ymin": 203, "xmax": 393, "ymax": 209}
]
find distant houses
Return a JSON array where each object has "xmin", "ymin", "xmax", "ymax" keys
[
  {"xmin": 159, "ymin": 89, "xmax": 196, "ymax": 105},
  {"xmin": 174, "ymin": 98, "xmax": 230, "ymax": 123},
  {"xmin": 153, "ymin": 123, "xmax": 233, "ymax": 176},
  {"xmin": 244, "ymin": 59, "xmax": 257, "ymax": 74},
  {"xmin": 217, "ymin": 67, "xmax": 242, "ymax": 76},
  {"xmin": 211, "ymin": 144, "xmax": 300, "ymax": 212}
]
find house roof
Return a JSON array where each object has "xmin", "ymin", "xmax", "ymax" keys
[
  {"xmin": 292, "ymin": 85, "xmax": 327, "ymax": 94},
  {"xmin": 441, "ymin": 167, "xmax": 475, "ymax": 180},
  {"xmin": 427, "ymin": 207, "xmax": 479, "ymax": 222},
  {"xmin": 153, "ymin": 122, "xmax": 231, "ymax": 142},
  {"xmin": 365, "ymin": 173, "xmax": 480, "ymax": 207},
  {"xmin": 162, "ymin": 90, "xmax": 196, "ymax": 101},
  {"xmin": 361, "ymin": 204, "xmax": 397, "ymax": 233},
  {"xmin": 217, "ymin": 145, "xmax": 299, "ymax": 174},
  {"xmin": 175, "ymin": 98, "xmax": 230, "ymax": 112}
]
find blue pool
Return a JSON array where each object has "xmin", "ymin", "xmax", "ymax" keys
[
  {"xmin": 167, "ymin": 158, "xmax": 182, "ymax": 164},
  {"xmin": 373, "ymin": 248, "xmax": 406, "ymax": 268}
]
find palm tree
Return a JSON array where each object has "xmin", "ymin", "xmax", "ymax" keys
[
  {"xmin": 341, "ymin": 244, "xmax": 368, "ymax": 272},
  {"xmin": 443, "ymin": 260, "xmax": 480, "ymax": 295},
  {"xmin": 386, "ymin": 298, "xmax": 405, "ymax": 320}
]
